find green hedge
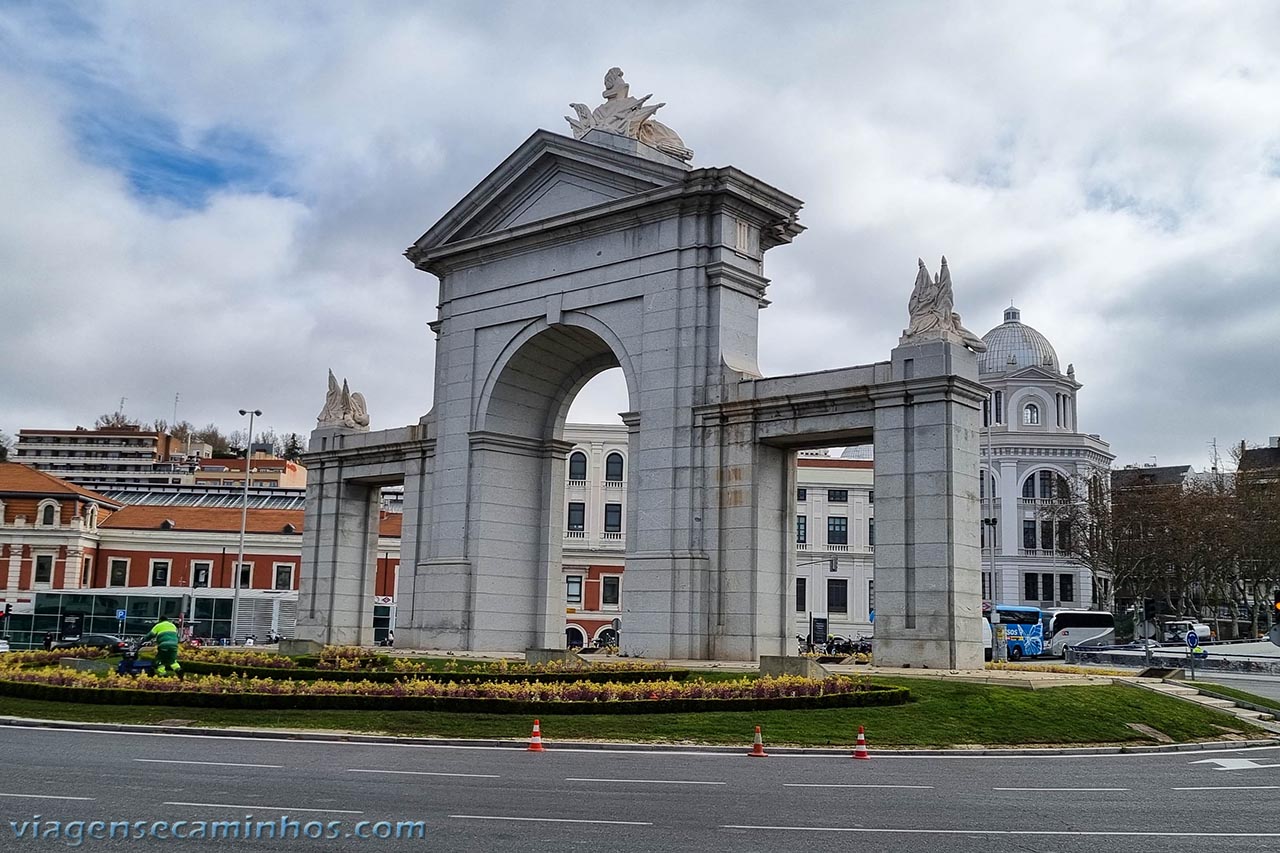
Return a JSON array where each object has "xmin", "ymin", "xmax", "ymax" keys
[
  {"xmin": 0, "ymin": 679, "xmax": 909, "ymax": 715},
  {"xmin": 177, "ymin": 660, "xmax": 691, "ymax": 684}
]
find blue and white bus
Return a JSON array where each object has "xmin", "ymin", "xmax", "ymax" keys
[{"xmin": 987, "ymin": 605, "xmax": 1044, "ymax": 660}]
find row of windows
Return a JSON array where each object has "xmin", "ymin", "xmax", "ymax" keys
[
  {"xmin": 796, "ymin": 489, "xmax": 872, "ymax": 504},
  {"xmin": 796, "ymin": 515, "xmax": 873, "ymax": 546},
  {"xmin": 983, "ymin": 391, "xmax": 1075, "ymax": 429},
  {"xmin": 565, "ymin": 574, "xmax": 620, "ymax": 608},
  {"xmin": 568, "ymin": 451, "xmax": 625, "ymax": 482},
  {"xmin": 103, "ymin": 558, "xmax": 295, "ymax": 591},
  {"xmin": 567, "ymin": 502, "xmax": 623, "ymax": 533},
  {"xmin": 978, "ymin": 469, "xmax": 1072, "ymax": 500},
  {"xmin": 795, "ymin": 577, "xmax": 873, "ymax": 616},
  {"xmin": 1024, "ymin": 572, "xmax": 1075, "ymax": 603}
]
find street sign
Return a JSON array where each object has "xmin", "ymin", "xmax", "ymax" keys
[
  {"xmin": 611, "ymin": 617, "xmax": 622, "ymax": 632},
  {"xmin": 1269, "ymin": 625, "xmax": 1280, "ymax": 648},
  {"xmin": 812, "ymin": 617, "xmax": 829, "ymax": 644},
  {"xmin": 1185, "ymin": 630, "xmax": 1199, "ymax": 649},
  {"xmin": 115, "ymin": 609, "xmax": 127, "ymax": 621}
]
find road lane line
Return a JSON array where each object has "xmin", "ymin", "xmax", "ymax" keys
[
  {"xmin": 136, "ymin": 759, "xmax": 283, "ymax": 769},
  {"xmin": 451, "ymin": 815, "xmax": 652, "ymax": 826},
  {"xmin": 993, "ymin": 787, "xmax": 1128, "ymax": 792},
  {"xmin": 0, "ymin": 792, "xmax": 95, "ymax": 801},
  {"xmin": 784, "ymin": 783, "xmax": 934, "ymax": 789},
  {"xmin": 349, "ymin": 769, "xmax": 500, "ymax": 779},
  {"xmin": 1174, "ymin": 785, "xmax": 1280, "ymax": 791},
  {"xmin": 566, "ymin": 777, "xmax": 726, "ymax": 786},
  {"xmin": 723, "ymin": 825, "xmax": 1280, "ymax": 837},
  {"xmin": 165, "ymin": 802, "xmax": 362, "ymax": 814}
]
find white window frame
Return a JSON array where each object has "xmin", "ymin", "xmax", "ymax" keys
[
  {"xmin": 191, "ymin": 560, "xmax": 212, "ymax": 589},
  {"xmin": 273, "ymin": 562, "xmax": 295, "ymax": 591},
  {"xmin": 37, "ymin": 499, "xmax": 59, "ymax": 528},
  {"xmin": 33, "ymin": 552, "xmax": 55, "ymax": 586},
  {"xmin": 236, "ymin": 561, "xmax": 253, "ymax": 589},
  {"xmin": 150, "ymin": 559, "xmax": 171, "ymax": 587},
  {"xmin": 600, "ymin": 574, "xmax": 622, "ymax": 610},
  {"xmin": 565, "ymin": 575, "xmax": 583, "ymax": 605},
  {"xmin": 109, "ymin": 558, "xmax": 129, "ymax": 587}
]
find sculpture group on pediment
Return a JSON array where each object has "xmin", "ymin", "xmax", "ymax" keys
[
  {"xmin": 317, "ymin": 369, "xmax": 370, "ymax": 431},
  {"xmin": 566, "ymin": 67, "xmax": 693, "ymax": 162}
]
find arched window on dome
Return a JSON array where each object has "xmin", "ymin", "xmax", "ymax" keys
[
  {"xmin": 568, "ymin": 451, "xmax": 587, "ymax": 481},
  {"xmin": 1022, "ymin": 402, "xmax": 1040, "ymax": 426},
  {"xmin": 605, "ymin": 452, "xmax": 624, "ymax": 482}
]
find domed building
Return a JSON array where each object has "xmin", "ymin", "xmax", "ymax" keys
[{"xmin": 978, "ymin": 306, "xmax": 1115, "ymax": 611}]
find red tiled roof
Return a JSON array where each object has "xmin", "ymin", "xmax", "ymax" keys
[
  {"xmin": 797, "ymin": 458, "xmax": 874, "ymax": 469},
  {"xmin": 101, "ymin": 505, "xmax": 305, "ymax": 534},
  {"xmin": 100, "ymin": 505, "xmax": 405, "ymax": 538},
  {"xmin": 0, "ymin": 463, "xmax": 125, "ymax": 506}
]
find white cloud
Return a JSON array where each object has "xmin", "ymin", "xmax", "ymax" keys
[{"xmin": 0, "ymin": 2, "xmax": 1277, "ymax": 468}]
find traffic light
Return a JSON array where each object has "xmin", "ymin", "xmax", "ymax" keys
[
  {"xmin": 1, "ymin": 603, "xmax": 9, "ymax": 619},
  {"xmin": 1273, "ymin": 589, "xmax": 1280, "ymax": 614}
]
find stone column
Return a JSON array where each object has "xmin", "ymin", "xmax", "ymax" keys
[
  {"xmin": 872, "ymin": 339, "xmax": 985, "ymax": 670},
  {"xmin": 297, "ymin": 461, "xmax": 380, "ymax": 647}
]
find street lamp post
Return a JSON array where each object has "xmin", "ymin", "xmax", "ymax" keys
[{"xmin": 232, "ymin": 408, "xmax": 261, "ymax": 644}]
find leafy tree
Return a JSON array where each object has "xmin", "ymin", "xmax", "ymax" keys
[{"xmin": 282, "ymin": 433, "xmax": 306, "ymax": 461}]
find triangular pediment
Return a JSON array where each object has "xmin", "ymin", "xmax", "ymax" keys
[
  {"xmin": 1005, "ymin": 364, "xmax": 1062, "ymax": 382},
  {"xmin": 408, "ymin": 130, "xmax": 688, "ymax": 260}
]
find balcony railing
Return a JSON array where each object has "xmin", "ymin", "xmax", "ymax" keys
[
  {"xmin": 603, "ymin": 480, "xmax": 625, "ymax": 490},
  {"xmin": 567, "ymin": 479, "xmax": 587, "ymax": 488},
  {"xmin": 827, "ymin": 543, "xmax": 850, "ymax": 552},
  {"xmin": 796, "ymin": 542, "xmax": 809, "ymax": 550},
  {"xmin": 565, "ymin": 530, "xmax": 586, "ymax": 539},
  {"xmin": 600, "ymin": 531, "xmax": 623, "ymax": 541}
]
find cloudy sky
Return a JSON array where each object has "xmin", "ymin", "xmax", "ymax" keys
[{"xmin": 1, "ymin": 1, "xmax": 1277, "ymax": 468}]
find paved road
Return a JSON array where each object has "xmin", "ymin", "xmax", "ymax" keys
[
  {"xmin": 1, "ymin": 725, "xmax": 1278, "ymax": 851},
  {"xmin": 1204, "ymin": 673, "xmax": 1280, "ymax": 703}
]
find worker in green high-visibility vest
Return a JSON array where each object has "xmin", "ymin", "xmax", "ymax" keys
[{"xmin": 143, "ymin": 619, "xmax": 183, "ymax": 677}]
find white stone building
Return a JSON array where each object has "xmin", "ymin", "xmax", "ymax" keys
[
  {"xmin": 976, "ymin": 307, "xmax": 1115, "ymax": 610},
  {"xmin": 558, "ymin": 426, "xmax": 876, "ymax": 650}
]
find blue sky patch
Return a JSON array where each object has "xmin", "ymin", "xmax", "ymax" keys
[{"xmin": 71, "ymin": 108, "xmax": 288, "ymax": 208}]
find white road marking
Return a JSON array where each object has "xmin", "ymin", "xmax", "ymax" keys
[
  {"xmin": 1191, "ymin": 757, "xmax": 1280, "ymax": 771},
  {"xmin": 451, "ymin": 814, "xmax": 652, "ymax": 826},
  {"xmin": 567, "ymin": 777, "xmax": 725, "ymax": 785},
  {"xmin": 993, "ymin": 787, "xmax": 1128, "ymax": 792},
  {"xmin": 1174, "ymin": 785, "xmax": 1280, "ymax": 791},
  {"xmin": 164, "ymin": 802, "xmax": 362, "ymax": 814},
  {"xmin": 0, "ymin": 792, "xmax": 95, "ymax": 801},
  {"xmin": 722, "ymin": 825, "xmax": 1280, "ymax": 837},
  {"xmin": 349, "ymin": 768, "xmax": 500, "ymax": 778},
  {"xmin": 136, "ymin": 758, "xmax": 283, "ymax": 769},
  {"xmin": 784, "ymin": 783, "xmax": 933, "ymax": 789},
  {"xmin": 4, "ymin": 722, "xmax": 1280, "ymax": 761}
]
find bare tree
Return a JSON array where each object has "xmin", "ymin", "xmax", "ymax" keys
[
  {"xmin": 0, "ymin": 430, "xmax": 12, "ymax": 462},
  {"xmin": 94, "ymin": 410, "xmax": 140, "ymax": 429}
]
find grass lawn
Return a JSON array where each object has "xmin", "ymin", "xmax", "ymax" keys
[
  {"xmin": 1199, "ymin": 682, "xmax": 1280, "ymax": 714},
  {"xmin": 0, "ymin": 678, "xmax": 1261, "ymax": 747}
]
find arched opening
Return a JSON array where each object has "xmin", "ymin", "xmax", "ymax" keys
[
  {"xmin": 1023, "ymin": 402, "xmax": 1040, "ymax": 426},
  {"xmin": 595, "ymin": 626, "xmax": 618, "ymax": 647},
  {"xmin": 475, "ymin": 323, "xmax": 636, "ymax": 651},
  {"xmin": 605, "ymin": 452, "xmax": 625, "ymax": 482}
]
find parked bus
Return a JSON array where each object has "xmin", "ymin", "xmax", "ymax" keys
[
  {"xmin": 987, "ymin": 605, "xmax": 1043, "ymax": 660},
  {"xmin": 1042, "ymin": 609, "xmax": 1115, "ymax": 657}
]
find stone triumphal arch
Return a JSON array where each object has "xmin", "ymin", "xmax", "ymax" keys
[{"xmin": 299, "ymin": 70, "xmax": 988, "ymax": 667}]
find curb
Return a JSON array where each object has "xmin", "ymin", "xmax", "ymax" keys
[{"xmin": 1, "ymin": 715, "xmax": 1276, "ymax": 757}]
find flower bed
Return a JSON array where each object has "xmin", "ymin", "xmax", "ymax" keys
[
  {"xmin": 175, "ymin": 660, "xmax": 690, "ymax": 684},
  {"xmin": 0, "ymin": 667, "xmax": 908, "ymax": 714},
  {"xmin": 8, "ymin": 649, "xmax": 110, "ymax": 667}
]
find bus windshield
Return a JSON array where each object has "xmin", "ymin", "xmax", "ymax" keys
[{"xmin": 995, "ymin": 608, "xmax": 1041, "ymax": 625}]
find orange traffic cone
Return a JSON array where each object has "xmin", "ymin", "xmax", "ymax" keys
[
  {"xmin": 748, "ymin": 725, "xmax": 768, "ymax": 758},
  {"xmin": 853, "ymin": 725, "xmax": 870, "ymax": 760},
  {"xmin": 528, "ymin": 718, "xmax": 545, "ymax": 752}
]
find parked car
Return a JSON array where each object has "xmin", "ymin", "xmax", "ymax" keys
[
  {"xmin": 1161, "ymin": 620, "xmax": 1213, "ymax": 644},
  {"xmin": 50, "ymin": 634, "xmax": 129, "ymax": 654}
]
